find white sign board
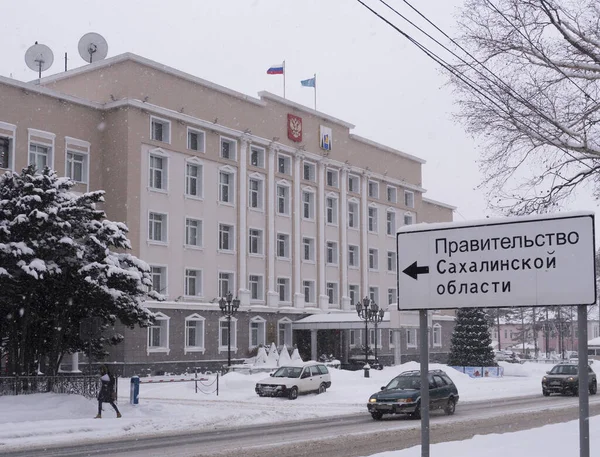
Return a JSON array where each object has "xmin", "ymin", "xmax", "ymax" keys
[{"xmin": 396, "ymin": 212, "xmax": 596, "ymax": 310}]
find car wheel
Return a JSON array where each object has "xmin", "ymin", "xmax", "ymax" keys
[
  {"xmin": 371, "ymin": 411, "xmax": 383, "ymax": 420},
  {"xmin": 590, "ymin": 382, "xmax": 597, "ymax": 395},
  {"xmin": 288, "ymin": 386, "xmax": 298, "ymax": 400},
  {"xmin": 542, "ymin": 389, "xmax": 550, "ymax": 397},
  {"xmin": 411, "ymin": 403, "xmax": 421, "ymax": 420},
  {"xmin": 318, "ymin": 383, "xmax": 327, "ymax": 394},
  {"xmin": 573, "ymin": 386, "xmax": 579, "ymax": 397},
  {"xmin": 445, "ymin": 398, "xmax": 456, "ymax": 416}
]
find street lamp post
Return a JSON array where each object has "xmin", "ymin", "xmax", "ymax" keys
[
  {"xmin": 371, "ymin": 306, "xmax": 384, "ymax": 368},
  {"xmin": 219, "ymin": 291, "xmax": 240, "ymax": 370},
  {"xmin": 356, "ymin": 296, "xmax": 384, "ymax": 377}
]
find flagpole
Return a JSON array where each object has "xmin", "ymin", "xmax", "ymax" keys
[
  {"xmin": 314, "ymin": 73, "xmax": 317, "ymax": 110},
  {"xmin": 283, "ymin": 60, "xmax": 286, "ymax": 99}
]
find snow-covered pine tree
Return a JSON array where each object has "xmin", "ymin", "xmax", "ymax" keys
[
  {"xmin": 447, "ymin": 308, "xmax": 497, "ymax": 367},
  {"xmin": 0, "ymin": 166, "xmax": 162, "ymax": 375}
]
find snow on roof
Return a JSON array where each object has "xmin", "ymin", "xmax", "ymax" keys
[{"xmin": 589, "ymin": 336, "xmax": 600, "ymax": 346}]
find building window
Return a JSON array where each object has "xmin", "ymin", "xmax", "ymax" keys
[
  {"xmin": 218, "ymin": 272, "xmax": 234, "ymax": 297},
  {"xmin": 303, "ymin": 280, "xmax": 315, "ymax": 304},
  {"xmin": 369, "ymin": 286, "xmax": 379, "ymax": 305},
  {"xmin": 148, "ymin": 212, "xmax": 167, "ymax": 243},
  {"xmin": 368, "ymin": 180, "xmax": 379, "ymax": 198},
  {"xmin": 278, "ymin": 154, "xmax": 291, "ymax": 175},
  {"xmin": 250, "ymin": 317, "xmax": 266, "ymax": 348},
  {"xmin": 66, "ymin": 151, "xmax": 88, "ymax": 183},
  {"xmin": 387, "ymin": 186, "xmax": 397, "ymax": 203},
  {"xmin": 407, "ymin": 328, "xmax": 417, "ymax": 347},
  {"xmin": 388, "ymin": 287, "xmax": 397, "ymax": 305},
  {"xmin": 149, "ymin": 154, "xmax": 167, "ymax": 190},
  {"xmin": 278, "ymin": 319, "xmax": 293, "ymax": 347},
  {"xmin": 303, "ymin": 237, "xmax": 315, "ymax": 262},
  {"xmin": 327, "ymin": 282, "xmax": 338, "ymax": 305},
  {"xmin": 0, "ymin": 136, "xmax": 12, "ymax": 169},
  {"xmin": 277, "ymin": 184, "xmax": 290, "ymax": 215},
  {"xmin": 404, "ymin": 213, "xmax": 414, "ymax": 225},
  {"xmin": 350, "ymin": 330, "xmax": 358, "ymax": 346},
  {"xmin": 248, "ymin": 228, "xmax": 264, "ymax": 255},
  {"xmin": 184, "ymin": 269, "xmax": 202, "ymax": 297},
  {"xmin": 148, "ymin": 312, "xmax": 169, "ymax": 352},
  {"xmin": 249, "ymin": 177, "xmax": 264, "ymax": 209},
  {"xmin": 250, "ymin": 146, "xmax": 265, "ymax": 168},
  {"xmin": 303, "ymin": 161, "xmax": 316, "ymax": 181},
  {"xmin": 389, "ymin": 330, "xmax": 395, "ymax": 348},
  {"xmin": 219, "ymin": 171, "xmax": 234, "ymax": 203},
  {"xmin": 326, "ymin": 168, "xmax": 339, "ymax": 188},
  {"xmin": 185, "ymin": 218, "xmax": 202, "ymax": 247},
  {"xmin": 348, "ymin": 174, "xmax": 359, "ymax": 193},
  {"xmin": 368, "ymin": 207, "xmax": 378, "ymax": 232},
  {"xmin": 302, "ymin": 190, "xmax": 315, "ymax": 220},
  {"xmin": 219, "ymin": 224, "xmax": 234, "ymax": 251},
  {"xmin": 151, "ymin": 117, "xmax": 170, "ymax": 143},
  {"xmin": 277, "ymin": 277, "xmax": 290, "ymax": 302},
  {"xmin": 150, "ymin": 266, "xmax": 167, "ymax": 294},
  {"xmin": 185, "ymin": 162, "xmax": 203, "ymax": 198},
  {"xmin": 348, "ymin": 202, "xmax": 359, "ymax": 228},
  {"xmin": 404, "ymin": 190, "xmax": 415, "ymax": 208},
  {"xmin": 326, "ymin": 241, "xmax": 338, "ymax": 265},
  {"xmin": 185, "ymin": 315, "xmax": 205, "ymax": 352},
  {"xmin": 326, "ymin": 196, "xmax": 338, "ymax": 225},
  {"xmin": 387, "ymin": 211, "xmax": 396, "ymax": 235},
  {"xmin": 219, "ymin": 317, "xmax": 237, "ymax": 351},
  {"xmin": 387, "ymin": 251, "xmax": 397, "ymax": 272},
  {"xmin": 220, "ymin": 137, "xmax": 237, "ymax": 160},
  {"xmin": 433, "ymin": 324, "xmax": 442, "ymax": 347},
  {"xmin": 349, "ymin": 284, "xmax": 359, "ymax": 306},
  {"xmin": 29, "ymin": 143, "xmax": 50, "ymax": 171},
  {"xmin": 187, "ymin": 128, "xmax": 205, "ymax": 152},
  {"xmin": 249, "ymin": 275, "xmax": 264, "ymax": 300},
  {"xmin": 348, "ymin": 245, "xmax": 359, "ymax": 267},
  {"xmin": 277, "ymin": 233, "xmax": 290, "ymax": 258},
  {"xmin": 369, "ymin": 248, "xmax": 378, "ymax": 270}
]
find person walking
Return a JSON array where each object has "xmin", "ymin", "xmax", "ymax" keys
[{"xmin": 95, "ymin": 365, "xmax": 122, "ymax": 418}]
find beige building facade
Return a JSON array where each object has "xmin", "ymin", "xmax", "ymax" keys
[{"xmin": 0, "ymin": 53, "xmax": 455, "ymax": 375}]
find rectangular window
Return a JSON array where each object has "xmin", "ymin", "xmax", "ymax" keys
[
  {"xmin": 303, "ymin": 161, "xmax": 316, "ymax": 181},
  {"xmin": 387, "ymin": 211, "xmax": 396, "ymax": 235},
  {"xmin": 348, "ymin": 174, "xmax": 359, "ymax": 193},
  {"xmin": 149, "ymin": 212, "xmax": 167, "ymax": 242},
  {"xmin": 388, "ymin": 287, "xmax": 397, "ymax": 305},
  {"xmin": 151, "ymin": 117, "xmax": 170, "ymax": 143},
  {"xmin": 187, "ymin": 128, "xmax": 205, "ymax": 152},
  {"xmin": 250, "ymin": 146, "xmax": 265, "ymax": 168},
  {"xmin": 0, "ymin": 137, "xmax": 11, "ymax": 169},
  {"xmin": 303, "ymin": 237, "xmax": 315, "ymax": 262},
  {"xmin": 387, "ymin": 251, "xmax": 397, "ymax": 272},
  {"xmin": 219, "ymin": 171, "xmax": 233, "ymax": 203},
  {"xmin": 219, "ymin": 319, "xmax": 237, "ymax": 349},
  {"xmin": 148, "ymin": 318, "xmax": 168, "ymax": 348},
  {"xmin": 349, "ymin": 285, "xmax": 359, "ymax": 306},
  {"xmin": 248, "ymin": 178, "xmax": 263, "ymax": 209},
  {"xmin": 251, "ymin": 320, "xmax": 266, "ymax": 347},
  {"xmin": 303, "ymin": 280, "xmax": 315, "ymax": 303},
  {"xmin": 221, "ymin": 138, "xmax": 236, "ymax": 160},
  {"xmin": 369, "ymin": 248, "xmax": 378, "ymax": 270},
  {"xmin": 407, "ymin": 328, "xmax": 417, "ymax": 347},
  {"xmin": 149, "ymin": 155, "xmax": 167, "ymax": 190},
  {"xmin": 219, "ymin": 224, "xmax": 234, "ymax": 251},
  {"xmin": 185, "ymin": 269, "xmax": 202, "ymax": 297},
  {"xmin": 186, "ymin": 163, "xmax": 203, "ymax": 197},
  {"xmin": 368, "ymin": 180, "xmax": 379, "ymax": 198},
  {"xmin": 66, "ymin": 151, "xmax": 88, "ymax": 183},
  {"xmin": 29, "ymin": 143, "xmax": 50, "ymax": 171},
  {"xmin": 279, "ymin": 321, "xmax": 292, "ymax": 347},
  {"xmin": 218, "ymin": 272, "xmax": 233, "ymax": 297},
  {"xmin": 150, "ymin": 266, "xmax": 166, "ymax": 293},
  {"xmin": 368, "ymin": 207, "xmax": 378, "ymax": 232},
  {"xmin": 326, "ymin": 197, "xmax": 338, "ymax": 225},
  {"xmin": 248, "ymin": 228, "xmax": 263, "ymax": 255},
  {"xmin": 302, "ymin": 191, "xmax": 315, "ymax": 219},
  {"xmin": 326, "ymin": 241, "xmax": 338, "ymax": 265},
  {"xmin": 277, "ymin": 277, "xmax": 290, "ymax": 302},
  {"xmin": 185, "ymin": 218, "xmax": 202, "ymax": 247},
  {"xmin": 278, "ymin": 154, "xmax": 291, "ymax": 175},
  {"xmin": 249, "ymin": 275, "xmax": 264, "ymax": 300},
  {"xmin": 186, "ymin": 319, "xmax": 204, "ymax": 349},
  {"xmin": 277, "ymin": 233, "xmax": 290, "ymax": 258},
  {"xmin": 348, "ymin": 245, "xmax": 359, "ymax": 267},
  {"xmin": 387, "ymin": 186, "xmax": 397, "ymax": 203},
  {"xmin": 369, "ymin": 286, "xmax": 379, "ymax": 305},
  {"xmin": 348, "ymin": 202, "xmax": 359, "ymax": 228},
  {"xmin": 433, "ymin": 325, "xmax": 442, "ymax": 346},
  {"xmin": 404, "ymin": 213, "xmax": 414, "ymax": 225},
  {"xmin": 326, "ymin": 168, "xmax": 339, "ymax": 187},
  {"xmin": 277, "ymin": 185, "xmax": 290, "ymax": 215},
  {"xmin": 404, "ymin": 190, "xmax": 415, "ymax": 208},
  {"xmin": 327, "ymin": 282, "xmax": 338, "ymax": 304}
]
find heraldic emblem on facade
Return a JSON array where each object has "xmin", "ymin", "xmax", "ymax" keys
[{"xmin": 287, "ymin": 114, "xmax": 302, "ymax": 142}]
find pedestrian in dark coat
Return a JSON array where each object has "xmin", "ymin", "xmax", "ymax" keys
[{"xmin": 95, "ymin": 365, "xmax": 121, "ymax": 418}]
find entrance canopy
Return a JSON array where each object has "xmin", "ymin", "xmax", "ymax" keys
[{"xmin": 292, "ymin": 312, "xmax": 390, "ymax": 330}]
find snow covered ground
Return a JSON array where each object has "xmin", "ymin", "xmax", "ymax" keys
[{"xmin": 0, "ymin": 361, "xmax": 597, "ymax": 456}]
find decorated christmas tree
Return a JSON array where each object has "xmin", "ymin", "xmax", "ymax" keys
[{"xmin": 447, "ymin": 308, "xmax": 497, "ymax": 367}]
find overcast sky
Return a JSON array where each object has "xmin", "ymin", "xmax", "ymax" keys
[{"xmin": 3, "ymin": 0, "xmax": 599, "ymax": 230}]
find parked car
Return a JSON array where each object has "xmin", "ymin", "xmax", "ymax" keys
[
  {"xmin": 367, "ymin": 369, "xmax": 459, "ymax": 420},
  {"xmin": 255, "ymin": 362, "xmax": 332, "ymax": 400},
  {"xmin": 542, "ymin": 362, "xmax": 597, "ymax": 396}
]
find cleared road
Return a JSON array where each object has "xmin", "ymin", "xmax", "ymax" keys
[{"xmin": 2, "ymin": 395, "xmax": 599, "ymax": 457}]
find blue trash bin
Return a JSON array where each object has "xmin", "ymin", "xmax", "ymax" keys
[{"xmin": 130, "ymin": 376, "xmax": 139, "ymax": 405}]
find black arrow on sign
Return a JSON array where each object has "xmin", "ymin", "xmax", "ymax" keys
[{"xmin": 402, "ymin": 261, "xmax": 430, "ymax": 280}]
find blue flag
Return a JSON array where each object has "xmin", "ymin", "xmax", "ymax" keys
[{"xmin": 301, "ymin": 77, "xmax": 316, "ymax": 88}]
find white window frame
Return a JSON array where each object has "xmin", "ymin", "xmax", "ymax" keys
[
  {"xmin": 277, "ymin": 277, "xmax": 291, "ymax": 303},
  {"xmin": 185, "ymin": 158, "xmax": 204, "ymax": 199},
  {"xmin": 148, "ymin": 211, "xmax": 168, "ymax": 244},
  {"xmin": 326, "ymin": 194, "xmax": 338, "ymax": 225},
  {"xmin": 184, "ymin": 217, "xmax": 203, "ymax": 248},
  {"xmin": 303, "ymin": 280, "xmax": 316, "ymax": 304},
  {"xmin": 248, "ymin": 228, "xmax": 264, "ymax": 256},
  {"xmin": 0, "ymin": 122, "xmax": 16, "ymax": 171},
  {"xmin": 149, "ymin": 265, "xmax": 167, "ymax": 294},
  {"xmin": 407, "ymin": 328, "xmax": 417, "ymax": 347},
  {"xmin": 348, "ymin": 200, "xmax": 359, "ymax": 229},
  {"xmin": 65, "ymin": 137, "xmax": 90, "ymax": 189},
  {"xmin": 349, "ymin": 284, "xmax": 360, "ymax": 306},
  {"xmin": 386, "ymin": 209, "xmax": 396, "ymax": 236},
  {"xmin": 218, "ymin": 316, "xmax": 238, "ymax": 352},
  {"xmin": 389, "ymin": 329, "xmax": 395, "ymax": 349},
  {"xmin": 250, "ymin": 145, "xmax": 265, "ymax": 168},
  {"xmin": 326, "ymin": 241, "xmax": 338, "ymax": 265},
  {"xmin": 369, "ymin": 248, "xmax": 379, "ymax": 271},
  {"xmin": 404, "ymin": 212, "xmax": 414, "ymax": 226},
  {"xmin": 387, "ymin": 251, "xmax": 397, "ymax": 272},
  {"xmin": 218, "ymin": 223, "xmax": 235, "ymax": 252},
  {"xmin": 249, "ymin": 316, "xmax": 267, "ymax": 348},
  {"xmin": 147, "ymin": 311, "xmax": 170, "ymax": 354},
  {"xmin": 218, "ymin": 166, "xmax": 236, "ymax": 205},
  {"xmin": 249, "ymin": 274, "xmax": 264, "ymax": 301},
  {"xmin": 187, "ymin": 127, "xmax": 205, "ymax": 152},
  {"xmin": 348, "ymin": 174, "xmax": 359, "ymax": 193},
  {"xmin": 184, "ymin": 314, "xmax": 206, "ymax": 354},
  {"xmin": 218, "ymin": 271, "xmax": 235, "ymax": 298},
  {"xmin": 276, "ymin": 232, "xmax": 291, "ymax": 259},
  {"xmin": 278, "ymin": 317, "xmax": 293, "ymax": 348},
  {"xmin": 66, "ymin": 150, "xmax": 88, "ymax": 184},
  {"xmin": 148, "ymin": 148, "xmax": 169, "ymax": 192},
  {"xmin": 302, "ymin": 187, "xmax": 316, "ymax": 220},
  {"xmin": 302, "ymin": 237, "xmax": 315, "ymax": 263},
  {"xmin": 348, "ymin": 244, "xmax": 359, "ymax": 268},
  {"xmin": 248, "ymin": 173, "xmax": 265, "ymax": 211},
  {"xmin": 387, "ymin": 185, "xmax": 397, "ymax": 203},
  {"xmin": 220, "ymin": 136, "xmax": 237, "ymax": 161},
  {"xmin": 326, "ymin": 168, "xmax": 339, "ymax": 188},
  {"xmin": 151, "ymin": 116, "xmax": 171, "ymax": 143},
  {"xmin": 277, "ymin": 153, "xmax": 292, "ymax": 175},
  {"xmin": 368, "ymin": 180, "xmax": 379, "ymax": 199},
  {"xmin": 28, "ymin": 128, "xmax": 55, "ymax": 172},
  {"xmin": 404, "ymin": 190, "xmax": 415, "ymax": 208},
  {"xmin": 388, "ymin": 287, "xmax": 397, "ymax": 305},
  {"xmin": 368, "ymin": 205, "xmax": 378, "ymax": 233},
  {"xmin": 303, "ymin": 161, "xmax": 316, "ymax": 182},
  {"xmin": 369, "ymin": 286, "xmax": 379, "ymax": 306},
  {"xmin": 184, "ymin": 268, "xmax": 203, "ymax": 298},
  {"xmin": 327, "ymin": 281, "xmax": 339, "ymax": 305},
  {"xmin": 276, "ymin": 181, "xmax": 291, "ymax": 216},
  {"xmin": 433, "ymin": 324, "xmax": 442, "ymax": 347}
]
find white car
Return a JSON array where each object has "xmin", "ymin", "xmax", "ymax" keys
[{"xmin": 255, "ymin": 362, "xmax": 332, "ymax": 400}]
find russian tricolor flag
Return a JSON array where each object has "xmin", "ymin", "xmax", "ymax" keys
[{"xmin": 267, "ymin": 63, "xmax": 284, "ymax": 75}]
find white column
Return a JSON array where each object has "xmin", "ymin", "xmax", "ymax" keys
[
  {"xmin": 318, "ymin": 159, "xmax": 329, "ymax": 310},
  {"xmin": 361, "ymin": 172, "xmax": 369, "ymax": 300},
  {"xmin": 238, "ymin": 137, "xmax": 250, "ymax": 306},
  {"xmin": 340, "ymin": 167, "xmax": 350, "ymax": 311},
  {"xmin": 70, "ymin": 352, "xmax": 80, "ymax": 373},
  {"xmin": 393, "ymin": 329, "xmax": 402, "ymax": 365},
  {"xmin": 266, "ymin": 145, "xmax": 279, "ymax": 307},
  {"xmin": 293, "ymin": 153, "xmax": 305, "ymax": 309}
]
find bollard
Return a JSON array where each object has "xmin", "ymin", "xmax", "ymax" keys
[
  {"xmin": 363, "ymin": 364, "xmax": 370, "ymax": 378},
  {"xmin": 130, "ymin": 376, "xmax": 139, "ymax": 405}
]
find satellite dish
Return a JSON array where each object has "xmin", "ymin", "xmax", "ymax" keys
[
  {"xmin": 25, "ymin": 42, "xmax": 54, "ymax": 80},
  {"xmin": 78, "ymin": 32, "xmax": 108, "ymax": 63}
]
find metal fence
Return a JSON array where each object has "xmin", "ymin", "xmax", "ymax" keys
[{"xmin": 0, "ymin": 375, "xmax": 100, "ymax": 399}]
